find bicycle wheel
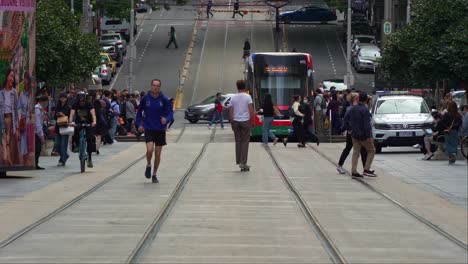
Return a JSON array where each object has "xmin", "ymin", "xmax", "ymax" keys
[
  {"xmin": 79, "ymin": 131, "xmax": 86, "ymax": 173},
  {"xmin": 461, "ymin": 137, "xmax": 468, "ymax": 160}
]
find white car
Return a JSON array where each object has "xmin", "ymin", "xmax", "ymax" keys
[{"xmin": 371, "ymin": 95, "xmax": 433, "ymax": 153}]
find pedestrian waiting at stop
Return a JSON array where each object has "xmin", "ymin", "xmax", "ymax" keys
[
  {"xmin": 283, "ymin": 95, "xmax": 306, "ymax": 148},
  {"xmin": 166, "ymin": 26, "xmax": 178, "ymax": 49},
  {"xmin": 420, "ymin": 111, "xmax": 442, "ymax": 160},
  {"xmin": 136, "ymin": 79, "xmax": 174, "ymax": 183},
  {"xmin": 258, "ymin": 93, "xmax": 279, "ymax": 145},
  {"xmin": 243, "ymin": 38, "xmax": 251, "ymax": 61},
  {"xmin": 337, "ymin": 92, "xmax": 367, "ymax": 174},
  {"xmin": 34, "ymin": 96, "xmax": 49, "ymax": 170},
  {"xmin": 208, "ymin": 93, "xmax": 224, "ymax": 129},
  {"xmin": 232, "ymin": 0, "xmax": 244, "ymax": 18},
  {"xmin": 326, "ymin": 91, "xmax": 342, "ymax": 135},
  {"xmin": 344, "ymin": 92, "xmax": 377, "ymax": 178},
  {"xmin": 302, "ymin": 96, "xmax": 319, "ymax": 145},
  {"xmin": 230, "ymin": 80, "xmax": 255, "ymax": 171},
  {"xmin": 439, "ymin": 102, "xmax": 463, "ymax": 164}
]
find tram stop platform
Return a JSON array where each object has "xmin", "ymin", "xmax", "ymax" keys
[{"xmin": 0, "ymin": 125, "xmax": 466, "ymax": 263}]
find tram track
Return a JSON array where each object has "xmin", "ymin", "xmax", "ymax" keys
[
  {"xmin": 306, "ymin": 144, "xmax": 468, "ymax": 252},
  {"xmin": 0, "ymin": 154, "xmax": 146, "ymax": 249},
  {"xmin": 264, "ymin": 145, "xmax": 347, "ymax": 264}
]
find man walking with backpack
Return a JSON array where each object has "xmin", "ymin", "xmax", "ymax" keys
[
  {"xmin": 344, "ymin": 92, "xmax": 377, "ymax": 178},
  {"xmin": 136, "ymin": 79, "xmax": 174, "ymax": 183}
]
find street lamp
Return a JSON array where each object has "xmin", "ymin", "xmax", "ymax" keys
[
  {"xmin": 345, "ymin": 0, "xmax": 353, "ymax": 88},
  {"xmin": 128, "ymin": 0, "xmax": 135, "ymax": 93}
]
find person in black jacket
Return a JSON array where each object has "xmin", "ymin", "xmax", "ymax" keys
[
  {"xmin": 440, "ymin": 102, "xmax": 463, "ymax": 164},
  {"xmin": 243, "ymin": 38, "xmax": 251, "ymax": 60},
  {"xmin": 302, "ymin": 97, "xmax": 319, "ymax": 145},
  {"xmin": 55, "ymin": 92, "xmax": 71, "ymax": 166},
  {"xmin": 232, "ymin": 0, "xmax": 244, "ymax": 18},
  {"xmin": 259, "ymin": 93, "xmax": 278, "ymax": 145},
  {"xmin": 344, "ymin": 92, "xmax": 376, "ymax": 178}
]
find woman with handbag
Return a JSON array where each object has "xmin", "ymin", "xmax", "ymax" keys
[
  {"xmin": 18, "ymin": 71, "xmax": 34, "ymax": 166},
  {"xmin": 55, "ymin": 92, "xmax": 71, "ymax": 166},
  {"xmin": 259, "ymin": 93, "xmax": 279, "ymax": 145},
  {"xmin": 440, "ymin": 102, "xmax": 463, "ymax": 164}
]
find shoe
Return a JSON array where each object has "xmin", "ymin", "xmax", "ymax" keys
[
  {"xmin": 337, "ymin": 166, "xmax": 346, "ymax": 174},
  {"xmin": 58, "ymin": 161, "xmax": 65, "ymax": 166},
  {"xmin": 208, "ymin": 125, "xmax": 211, "ymax": 129},
  {"xmin": 448, "ymin": 155, "xmax": 456, "ymax": 164},
  {"xmin": 113, "ymin": 139, "xmax": 118, "ymax": 143},
  {"xmin": 273, "ymin": 138, "xmax": 279, "ymax": 145},
  {"xmin": 422, "ymin": 153, "xmax": 434, "ymax": 160},
  {"xmin": 351, "ymin": 172, "xmax": 363, "ymax": 178},
  {"xmin": 36, "ymin": 166, "xmax": 45, "ymax": 170},
  {"xmin": 51, "ymin": 151, "xmax": 59, "ymax": 156},
  {"xmin": 297, "ymin": 143, "xmax": 305, "ymax": 148},
  {"xmin": 412, "ymin": 144, "xmax": 422, "ymax": 149},
  {"xmin": 152, "ymin": 175, "xmax": 159, "ymax": 183},
  {"xmin": 240, "ymin": 164, "xmax": 250, "ymax": 172},
  {"xmin": 87, "ymin": 159, "xmax": 93, "ymax": 168},
  {"xmin": 363, "ymin": 169, "xmax": 377, "ymax": 177},
  {"xmin": 317, "ymin": 139, "xmax": 320, "ymax": 146},
  {"xmin": 145, "ymin": 166, "xmax": 151, "ymax": 179},
  {"xmin": 283, "ymin": 138, "xmax": 287, "ymax": 147}
]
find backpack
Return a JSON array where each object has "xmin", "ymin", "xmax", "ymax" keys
[
  {"xmin": 320, "ymin": 95, "xmax": 327, "ymax": 109},
  {"xmin": 288, "ymin": 104, "xmax": 296, "ymax": 118}
]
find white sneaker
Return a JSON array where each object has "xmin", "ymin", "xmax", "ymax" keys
[
  {"xmin": 113, "ymin": 139, "xmax": 118, "ymax": 143},
  {"xmin": 412, "ymin": 144, "xmax": 422, "ymax": 149},
  {"xmin": 337, "ymin": 166, "xmax": 346, "ymax": 174}
]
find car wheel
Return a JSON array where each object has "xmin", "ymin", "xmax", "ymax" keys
[{"xmin": 188, "ymin": 119, "xmax": 198, "ymax": 124}]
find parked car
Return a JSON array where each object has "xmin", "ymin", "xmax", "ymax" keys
[
  {"xmin": 451, "ymin": 90, "xmax": 466, "ymax": 108},
  {"xmin": 371, "ymin": 95, "xmax": 433, "ymax": 153},
  {"xmin": 100, "ymin": 53, "xmax": 117, "ymax": 76},
  {"xmin": 185, "ymin": 94, "xmax": 234, "ymax": 123},
  {"xmin": 101, "ymin": 16, "xmax": 137, "ymax": 42},
  {"xmin": 101, "ymin": 44, "xmax": 123, "ymax": 67},
  {"xmin": 351, "ymin": 42, "xmax": 378, "ymax": 57},
  {"xmin": 352, "ymin": 46, "xmax": 381, "ymax": 72},
  {"xmin": 323, "ymin": 79, "xmax": 347, "ymax": 92},
  {"xmin": 99, "ymin": 32, "xmax": 127, "ymax": 55},
  {"xmin": 279, "ymin": 5, "xmax": 337, "ymax": 23},
  {"xmin": 136, "ymin": 4, "xmax": 150, "ymax": 13},
  {"xmin": 95, "ymin": 64, "xmax": 112, "ymax": 85},
  {"xmin": 91, "ymin": 71, "xmax": 102, "ymax": 85},
  {"xmin": 352, "ymin": 34, "xmax": 376, "ymax": 45}
]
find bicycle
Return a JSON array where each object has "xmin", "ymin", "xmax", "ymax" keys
[
  {"xmin": 72, "ymin": 123, "xmax": 92, "ymax": 173},
  {"xmin": 461, "ymin": 135, "xmax": 468, "ymax": 160}
]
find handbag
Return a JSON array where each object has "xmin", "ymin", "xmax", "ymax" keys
[
  {"xmin": 273, "ymin": 106, "xmax": 280, "ymax": 116},
  {"xmin": 57, "ymin": 116, "xmax": 68, "ymax": 127},
  {"xmin": 59, "ymin": 126, "xmax": 75, "ymax": 136},
  {"xmin": 19, "ymin": 117, "xmax": 26, "ymax": 132}
]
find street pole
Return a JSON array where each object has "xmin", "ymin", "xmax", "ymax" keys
[
  {"xmin": 71, "ymin": 0, "xmax": 74, "ymax": 14},
  {"xmin": 128, "ymin": 0, "xmax": 135, "ymax": 93},
  {"xmin": 82, "ymin": 0, "xmax": 90, "ymax": 33},
  {"xmin": 406, "ymin": 0, "xmax": 411, "ymax": 24},
  {"xmin": 345, "ymin": 0, "xmax": 353, "ymax": 88}
]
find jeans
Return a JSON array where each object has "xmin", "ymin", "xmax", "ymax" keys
[
  {"xmin": 109, "ymin": 118, "xmax": 117, "ymax": 141},
  {"xmin": 209, "ymin": 111, "xmax": 224, "ymax": 127},
  {"xmin": 445, "ymin": 130, "xmax": 459, "ymax": 156},
  {"xmin": 56, "ymin": 134, "xmax": 70, "ymax": 163},
  {"xmin": 262, "ymin": 116, "xmax": 276, "ymax": 144}
]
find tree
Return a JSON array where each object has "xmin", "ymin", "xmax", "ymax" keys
[
  {"xmin": 380, "ymin": 0, "xmax": 468, "ymax": 88},
  {"xmin": 37, "ymin": 0, "xmax": 101, "ymax": 88}
]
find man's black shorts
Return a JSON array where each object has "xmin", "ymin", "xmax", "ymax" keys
[{"xmin": 144, "ymin": 129, "xmax": 167, "ymax": 146}]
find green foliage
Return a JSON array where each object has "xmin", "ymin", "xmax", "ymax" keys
[
  {"xmin": 380, "ymin": 0, "xmax": 468, "ymax": 85},
  {"xmin": 37, "ymin": 0, "xmax": 101, "ymax": 88},
  {"xmin": 96, "ymin": 0, "xmax": 130, "ymax": 20}
]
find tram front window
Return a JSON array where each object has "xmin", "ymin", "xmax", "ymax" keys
[{"xmin": 259, "ymin": 76, "xmax": 302, "ymax": 106}]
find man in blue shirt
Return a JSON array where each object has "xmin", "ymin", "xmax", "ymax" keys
[{"xmin": 136, "ymin": 79, "xmax": 174, "ymax": 183}]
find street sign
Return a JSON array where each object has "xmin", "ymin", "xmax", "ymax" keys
[{"xmin": 384, "ymin": 21, "xmax": 392, "ymax": 35}]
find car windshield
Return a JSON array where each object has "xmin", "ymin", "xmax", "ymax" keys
[
  {"xmin": 100, "ymin": 56, "xmax": 109, "ymax": 63},
  {"xmin": 200, "ymin": 95, "xmax": 226, "ymax": 104},
  {"xmin": 357, "ymin": 37, "xmax": 374, "ymax": 43},
  {"xmin": 360, "ymin": 49, "xmax": 380, "ymax": 57},
  {"xmin": 376, "ymin": 98, "xmax": 430, "ymax": 114},
  {"xmin": 101, "ymin": 35, "xmax": 120, "ymax": 41}
]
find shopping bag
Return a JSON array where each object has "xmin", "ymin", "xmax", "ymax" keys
[
  {"xmin": 57, "ymin": 116, "xmax": 68, "ymax": 127},
  {"xmin": 59, "ymin": 126, "xmax": 75, "ymax": 136}
]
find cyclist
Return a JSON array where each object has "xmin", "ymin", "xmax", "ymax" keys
[
  {"xmin": 68, "ymin": 92, "xmax": 97, "ymax": 168},
  {"xmin": 136, "ymin": 79, "xmax": 174, "ymax": 183}
]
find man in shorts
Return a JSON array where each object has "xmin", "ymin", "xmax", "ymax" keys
[{"xmin": 136, "ymin": 79, "xmax": 174, "ymax": 183}]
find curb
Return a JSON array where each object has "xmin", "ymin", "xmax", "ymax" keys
[{"xmin": 174, "ymin": 20, "xmax": 199, "ymax": 109}]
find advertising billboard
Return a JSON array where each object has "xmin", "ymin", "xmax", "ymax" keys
[{"xmin": 0, "ymin": 0, "xmax": 36, "ymax": 170}]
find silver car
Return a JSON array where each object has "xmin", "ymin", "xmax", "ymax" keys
[
  {"xmin": 99, "ymin": 33, "xmax": 127, "ymax": 55},
  {"xmin": 371, "ymin": 95, "xmax": 433, "ymax": 153},
  {"xmin": 95, "ymin": 64, "xmax": 112, "ymax": 85},
  {"xmin": 352, "ymin": 45, "xmax": 381, "ymax": 72}
]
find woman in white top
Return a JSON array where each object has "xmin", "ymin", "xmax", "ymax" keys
[{"xmin": 283, "ymin": 95, "xmax": 306, "ymax": 148}]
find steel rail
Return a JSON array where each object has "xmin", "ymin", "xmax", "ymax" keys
[
  {"xmin": 0, "ymin": 154, "xmax": 146, "ymax": 249},
  {"xmin": 265, "ymin": 145, "xmax": 347, "ymax": 264},
  {"xmin": 126, "ymin": 143, "xmax": 209, "ymax": 263},
  {"xmin": 307, "ymin": 144, "xmax": 468, "ymax": 251}
]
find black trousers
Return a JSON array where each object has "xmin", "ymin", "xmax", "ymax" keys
[
  {"xmin": 166, "ymin": 38, "xmax": 178, "ymax": 48},
  {"xmin": 35, "ymin": 134, "xmax": 42, "ymax": 167},
  {"xmin": 338, "ymin": 133, "xmax": 367, "ymax": 167},
  {"xmin": 288, "ymin": 119, "xmax": 305, "ymax": 145}
]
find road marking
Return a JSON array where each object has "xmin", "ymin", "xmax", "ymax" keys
[
  {"xmin": 134, "ymin": 28, "xmax": 143, "ymax": 43},
  {"xmin": 336, "ymin": 30, "xmax": 347, "ymax": 61},
  {"xmin": 190, "ymin": 24, "xmax": 209, "ymax": 105},
  {"xmin": 152, "ymin": 24, "xmax": 158, "ymax": 33},
  {"xmin": 219, "ymin": 22, "xmax": 229, "ymax": 93},
  {"xmin": 109, "ymin": 64, "xmax": 124, "ymax": 90}
]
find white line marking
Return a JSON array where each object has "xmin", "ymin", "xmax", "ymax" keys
[
  {"xmin": 152, "ymin": 24, "xmax": 158, "ymax": 32},
  {"xmin": 109, "ymin": 65, "xmax": 124, "ymax": 90},
  {"xmin": 190, "ymin": 24, "xmax": 209, "ymax": 105},
  {"xmin": 336, "ymin": 30, "xmax": 347, "ymax": 61},
  {"xmin": 134, "ymin": 28, "xmax": 143, "ymax": 43}
]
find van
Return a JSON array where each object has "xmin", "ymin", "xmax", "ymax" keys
[{"xmin": 101, "ymin": 16, "xmax": 137, "ymax": 41}]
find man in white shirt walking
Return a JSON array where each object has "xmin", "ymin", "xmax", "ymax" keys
[{"xmin": 229, "ymin": 80, "xmax": 255, "ymax": 171}]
